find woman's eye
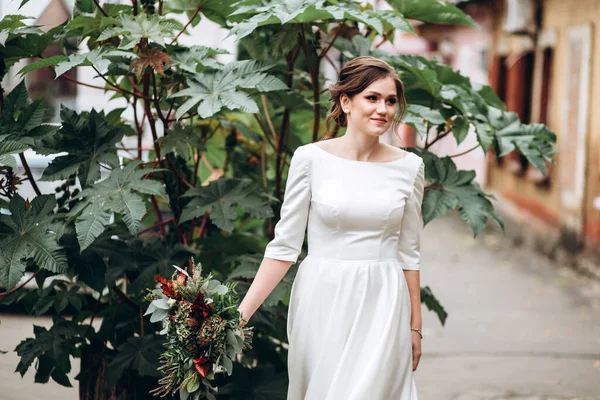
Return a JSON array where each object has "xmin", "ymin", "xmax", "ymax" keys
[{"xmin": 387, "ymin": 99, "xmax": 397, "ymax": 104}]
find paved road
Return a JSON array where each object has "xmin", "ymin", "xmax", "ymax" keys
[
  {"xmin": 417, "ymin": 214, "xmax": 600, "ymax": 399},
  {"xmin": 1, "ymin": 213, "xmax": 599, "ymax": 399}
]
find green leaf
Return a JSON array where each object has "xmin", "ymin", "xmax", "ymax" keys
[
  {"xmin": 180, "ymin": 178, "xmax": 273, "ymax": 232},
  {"xmin": 452, "ymin": 116, "xmax": 470, "ymax": 145},
  {"xmin": 98, "ymin": 14, "xmax": 180, "ymax": 49},
  {"xmin": 227, "ymin": 0, "xmax": 328, "ymax": 40},
  {"xmin": 17, "ymin": 55, "xmax": 68, "ymax": 76},
  {"xmin": 421, "ymin": 286, "xmax": 448, "ymax": 326},
  {"xmin": 15, "ymin": 318, "xmax": 80, "ymax": 387},
  {"xmin": 375, "ymin": 9, "xmax": 415, "ymax": 35},
  {"xmin": 107, "ymin": 335, "xmax": 163, "ymax": 384},
  {"xmin": 170, "ymin": 61, "xmax": 286, "ymax": 119},
  {"xmin": 490, "ymin": 108, "xmax": 557, "ymax": 175},
  {"xmin": 0, "ymin": 81, "xmax": 57, "ymax": 159},
  {"xmin": 39, "ymin": 107, "xmax": 124, "ymax": 188},
  {"xmin": 158, "ymin": 125, "xmax": 207, "ymax": 160},
  {"xmin": 421, "ymin": 151, "xmax": 502, "ymax": 236},
  {"xmin": 0, "ymin": 154, "xmax": 17, "ymax": 169},
  {"xmin": 387, "ymin": 0, "xmax": 479, "ymax": 27},
  {"xmin": 129, "ymin": 237, "xmax": 196, "ymax": 293},
  {"xmin": 53, "ymin": 48, "xmax": 133, "ymax": 78},
  {"xmin": 68, "ymin": 161, "xmax": 165, "ymax": 250},
  {"xmin": 0, "ymin": 195, "xmax": 67, "ymax": 289}
]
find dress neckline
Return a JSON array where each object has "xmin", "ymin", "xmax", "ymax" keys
[{"xmin": 310, "ymin": 142, "xmax": 412, "ymax": 165}]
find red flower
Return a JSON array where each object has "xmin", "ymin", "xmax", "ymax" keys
[
  {"xmin": 193, "ymin": 356, "xmax": 212, "ymax": 377},
  {"xmin": 191, "ymin": 291, "xmax": 212, "ymax": 318},
  {"xmin": 176, "ymin": 271, "xmax": 187, "ymax": 285}
]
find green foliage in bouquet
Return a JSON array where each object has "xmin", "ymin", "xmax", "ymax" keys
[
  {"xmin": 145, "ymin": 261, "xmax": 253, "ymax": 400},
  {"xmin": 0, "ymin": 0, "xmax": 556, "ymax": 398}
]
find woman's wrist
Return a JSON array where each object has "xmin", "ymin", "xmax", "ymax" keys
[{"xmin": 411, "ymin": 328, "xmax": 423, "ymax": 339}]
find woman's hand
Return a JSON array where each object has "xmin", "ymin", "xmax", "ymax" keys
[{"xmin": 411, "ymin": 331, "xmax": 422, "ymax": 371}]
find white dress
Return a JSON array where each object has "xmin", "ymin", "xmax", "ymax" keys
[{"xmin": 264, "ymin": 142, "xmax": 425, "ymax": 400}]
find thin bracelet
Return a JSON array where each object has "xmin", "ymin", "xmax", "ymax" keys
[{"xmin": 411, "ymin": 328, "xmax": 423, "ymax": 339}]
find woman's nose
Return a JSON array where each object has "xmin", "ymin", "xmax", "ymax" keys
[{"xmin": 377, "ymin": 101, "xmax": 387, "ymax": 113}]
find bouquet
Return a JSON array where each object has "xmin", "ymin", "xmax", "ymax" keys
[{"xmin": 145, "ymin": 260, "xmax": 253, "ymax": 400}]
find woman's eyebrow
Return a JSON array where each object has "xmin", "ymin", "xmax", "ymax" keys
[{"xmin": 364, "ymin": 91, "xmax": 397, "ymax": 98}]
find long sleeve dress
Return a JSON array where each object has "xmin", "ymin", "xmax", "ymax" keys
[{"xmin": 264, "ymin": 142, "xmax": 425, "ymax": 400}]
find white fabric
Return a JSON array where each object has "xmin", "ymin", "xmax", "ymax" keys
[{"xmin": 264, "ymin": 142, "xmax": 425, "ymax": 400}]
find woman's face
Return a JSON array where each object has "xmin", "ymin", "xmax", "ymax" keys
[{"xmin": 341, "ymin": 76, "xmax": 398, "ymax": 137}]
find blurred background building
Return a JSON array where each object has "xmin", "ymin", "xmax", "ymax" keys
[{"xmin": 409, "ymin": 0, "xmax": 600, "ymax": 279}]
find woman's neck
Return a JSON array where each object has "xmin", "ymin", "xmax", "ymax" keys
[{"xmin": 337, "ymin": 131, "xmax": 382, "ymax": 162}]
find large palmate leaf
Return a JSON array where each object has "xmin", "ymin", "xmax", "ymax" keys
[
  {"xmin": 128, "ymin": 237, "xmax": 197, "ymax": 292},
  {"xmin": 165, "ymin": 0, "xmax": 239, "ymax": 27},
  {"xmin": 180, "ymin": 178, "xmax": 273, "ymax": 232},
  {"xmin": 106, "ymin": 335, "xmax": 163, "ymax": 384},
  {"xmin": 489, "ymin": 108, "xmax": 557, "ymax": 174},
  {"xmin": 0, "ymin": 195, "xmax": 68, "ymax": 289},
  {"xmin": 0, "ymin": 22, "xmax": 65, "ymax": 70},
  {"xmin": 420, "ymin": 151, "xmax": 503, "ymax": 237},
  {"xmin": 0, "ymin": 81, "xmax": 58, "ymax": 158},
  {"xmin": 157, "ymin": 125, "xmax": 207, "ymax": 160},
  {"xmin": 228, "ymin": 0, "xmax": 414, "ymax": 40},
  {"xmin": 38, "ymin": 106, "xmax": 125, "ymax": 188},
  {"xmin": 98, "ymin": 14, "xmax": 182, "ymax": 49},
  {"xmin": 170, "ymin": 60, "xmax": 287, "ymax": 119},
  {"xmin": 169, "ymin": 45, "xmax": 227, "ymax": 74},
  {"xmin": 0, "ymin": 15, "xmax": 42, "ymax": 47},
  {"xmin": 386, "ymin": 0, "xmax": 479, "ymax": 27},
  {"xmin": 15, "ymin": 318, "xmax": 81, "ymax": 387},
  {"xmin": 68, "ymin": 161, "xmax": 165, "ymax": 251},
  {"xmin": 47, "ymin": 48, "xmax": 134, "ymax": 78}
]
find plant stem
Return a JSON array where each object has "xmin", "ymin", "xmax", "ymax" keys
[
  {"xmin": 170, "ymin": 7, "xmax": 201, "ymax": 45},
  {"xmin": 299, "ymin": 25, "xmax": 321, "ymax": 142},
  {"xmin": 112, "ymin": 285, "xmax": 141, "ymax": 311},
  {"xmin": 92, "ymin": 0, "xmax": 108, "ymax": 17},
  {"xmin": 0, "ymin": 83, "xmax": 5, "ymax": 114},
  {"xmin": 59, "ymin": 74, "xmax": 125, "ymax": 94},
  {"xmin": 151, "ymin": 71, "xmax": 168, "ymax": 127},
  {"xmin": 260, "ymin": 94, "xmax": 278, "ymax": 141},
  {"xmin": 450, "ymin": 144, "xmax": 480, "ymax": 158},
  {"xmin": 318, "ymin": 25, "xmax": 342, "ymax": 61},
  {"xmin": 0, "ymin": 270, "xmax": 40, "ymax": 297},
  {"xmin": 92, "ymin": 65, "xmax": 140, "ymax": 98},
  {"xmin": 139, "ymin": 217, "xmax": 175, "ymax": 235},
  {"xmin": 18, "ymin": 153, "xmax": 41, "ymax": 196},
  {"xmin": 166, "ymin": 157, "xmax": 194, "ymax": 189},
  {"xmin": 142, "ymin": 71, "xmax": 161, "ymax": 160},
  {"xmin": 132, "ymin": 0, "xmax": 138, "ymax": 15},
  {"xmin": 426, "ymin": 129, "xmax": 452, "ymax": 149},
  {"xmin": 274, "ymin": 46, "xmax": 299, "ymax": 203},
  {"xmin": 150, "ymin": 195, "xmax": 166, "ymax": 237}
]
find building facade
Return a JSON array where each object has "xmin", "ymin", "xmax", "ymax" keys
[{"xmin": 420, "ymin": 0, "xmax": 600, "ymax": 277}]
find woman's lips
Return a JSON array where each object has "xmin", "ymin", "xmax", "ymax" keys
[{"xmin": 371, "ymin": 118, "xmax": 387, "ymax": 125}]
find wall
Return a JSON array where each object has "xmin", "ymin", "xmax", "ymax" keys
[{"xmin": 487, "ymin": 0, "xmax": 600, "ymax": 269}]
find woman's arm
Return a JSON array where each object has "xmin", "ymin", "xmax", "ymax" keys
[
  {"xmin": 404, "ymin": 269, "xmax": 422, "ymax": 371},
  {"xmin": 238, "ymin": 145, "xmax": 311, "ymax": 325},
  {"xmin": 237, "ymin": 257, "xmax": 293, "ymax": 323},
  {"xmin": 403, "ymin": 270, "xmax": 421, "ymax": 331}
]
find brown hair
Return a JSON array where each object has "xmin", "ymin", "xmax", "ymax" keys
[{"xmin": 324, "ymin": 56, "xmax": 407, "ymax": 141}]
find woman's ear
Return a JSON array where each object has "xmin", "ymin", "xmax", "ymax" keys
[{"xmin": 340, "ymin": 93, "xmax": 350, "ymax": 113}]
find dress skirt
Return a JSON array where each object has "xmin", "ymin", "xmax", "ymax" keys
[{"xmin": 286, "ymin": 255, "xmax": 418, "ymax": 400}]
